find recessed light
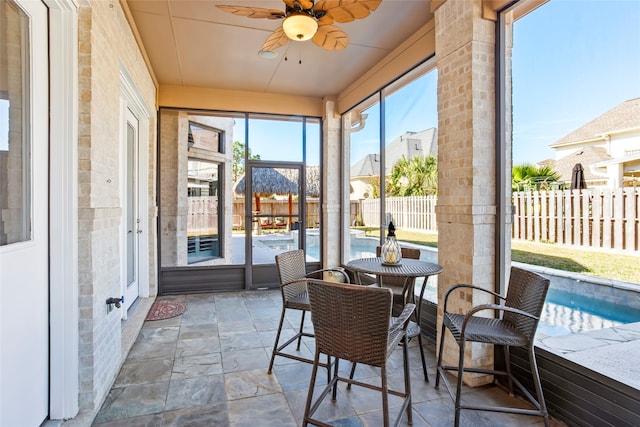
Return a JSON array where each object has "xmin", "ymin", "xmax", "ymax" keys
[{"xmin": 258, "ymin": 49, "xmax": 278, "ymax": 59}]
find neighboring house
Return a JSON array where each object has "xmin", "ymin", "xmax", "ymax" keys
[
  {"xmin": 350, "ymin": 128, "xmax": 437, "ymax": 199},
  {"xmin": 546, "ymin": 98, "xmax": 640, "ymax": 188}
]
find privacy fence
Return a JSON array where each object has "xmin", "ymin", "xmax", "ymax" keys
[{"xmin": 358, "ymin": 189, "xmax": 640, "ymax": 252}]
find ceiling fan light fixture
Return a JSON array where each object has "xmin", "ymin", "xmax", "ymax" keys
[{"xmin": 282, "ymin": 12, "xmax": 318, "ymax": 41}]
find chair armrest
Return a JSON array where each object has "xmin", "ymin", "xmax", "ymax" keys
[
  {"xmin": 390, "ymin": 303, "xmax": 416, "ymax": 334},
  {"xmin": 306, "ymin": 267, "xmax": 351, "ymax": 284},
  {"xmin": 460, "ymin": 304, "xmax": 539, "ymax": 337},
  {"xmin": 443, "ymin": 284, "xmax": 505, "ymax": 312}
]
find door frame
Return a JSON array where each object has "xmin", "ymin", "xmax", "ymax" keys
[
  {"xmin": 47, "ymin": 0, "xmax": 79, "ymax": 419},
  {"xmin": 245, "ymin": 161, "xmax": 306, "ymax": 289},
  {"xmin": 119, "ymin": 65, "xmax": 151, "ymax": 318}
]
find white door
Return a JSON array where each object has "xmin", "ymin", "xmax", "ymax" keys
[
  {"xmin": 0, "ymin": 0, "xmax": 50, "ymax": 425},
  {"xmin": 123, "ymin": 108, "xmax": 140, "ymax": 313}
]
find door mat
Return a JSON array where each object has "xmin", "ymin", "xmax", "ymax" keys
[{"xmin": 146, "ymin": 301, "xmax": 187, "ymax": 321}]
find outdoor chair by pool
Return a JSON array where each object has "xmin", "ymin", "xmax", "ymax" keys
[
  {"xmin": 268, "ymin": 249, "xmax": 350, "ymax": 375},
  {"xmin": 435, "ymin": 266, "xmax": 551, "ymax": 427},
  {"xmin": 304, "ymin": 279, "xmax": 415, "ymax": 427}
]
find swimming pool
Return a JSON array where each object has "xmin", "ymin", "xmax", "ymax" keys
[{"xmin": 258, "ymin": 233, "xmax": 640, "ymax": 336}]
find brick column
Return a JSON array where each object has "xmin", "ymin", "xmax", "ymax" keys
[
  {"xmin": 435, "ymin": 0, "xmax": 497, "ymax": 387},
  {"xmin": 322, "ymin": 97, "xmax": 342, "ymax": 270}
]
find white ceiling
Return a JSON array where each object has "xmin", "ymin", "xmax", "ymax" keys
[{"xmin": 125, "ymin": 0, "xmax": 433, "ymax": 98}]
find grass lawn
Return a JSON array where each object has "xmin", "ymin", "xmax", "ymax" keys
[{"xmin": 354, "ymin": 227, "xmax": 640, "ymax": 284}]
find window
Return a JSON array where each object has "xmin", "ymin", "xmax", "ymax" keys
[
  {"xmin": 187, "ymin": 159, "xmax": 222, "ymax": 263},
  {"xmin": 342, "ymin": 61, "xmax": 438, "ymax": 263},
  {"xmin": 0, "ymin": 1, "xmax": 31, "ymax": 246}
]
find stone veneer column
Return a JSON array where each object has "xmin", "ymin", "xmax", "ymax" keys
[
  {"xmin": 435, "ymin": 0, "xmax": 497, "ymax": 387},
  {"xmin": 322, "ymin": 97, "xmax": 342, "ymax": 269}
]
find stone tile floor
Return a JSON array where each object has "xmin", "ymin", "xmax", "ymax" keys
[{"xmin": 92, "ymin": 290, "xmax": 565, "ymax": 427}]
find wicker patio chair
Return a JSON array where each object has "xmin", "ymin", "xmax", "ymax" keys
[
  {"xmin": 375, "ymin": 245, "xmax": 429, "ymax": 381},
  {"xmin": 267, "ymin": 249, "xmax": 350, "ymax": 375},
  {"xmin": 435, "ymin": 266, "xmax": 551, "ymax": 427},
  {"xmin": 304, "ymin": 279, "xmax": 415, "ymax": 427}
]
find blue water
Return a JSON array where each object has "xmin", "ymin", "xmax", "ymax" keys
[{"xmin": 259, "ymin": 234, "xmax": 640, "ymax": 336}]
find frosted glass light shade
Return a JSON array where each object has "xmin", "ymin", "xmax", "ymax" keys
[{"xmin": 282, "ymin": 13, "xmax": 318, "ymax": 41}]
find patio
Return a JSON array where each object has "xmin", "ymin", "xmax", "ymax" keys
[{"xmin": 91, "ymin": 291, "xmax": 566, "ymax": 427}]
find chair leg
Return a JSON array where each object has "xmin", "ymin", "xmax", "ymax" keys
[
  {"xmin": 347, "ymin": 362, "xmax": 356, "ymax": 390},
  {"xmin": 417, "ymin": 332, "xmax": 429, "ymax": 382},
  {"xmin": 503, "ymin": 345, "xmax": 515, "ymax": 396},
  {"xmin": 529, "ymin": 346, "xmax": 550, "ymax": 427},
  {"xmin": 454, "ymin": 339, "xmax": 466, "ymax": 427},
  {"xmin": 402, "ymin": 333, "xmax": 413, "ymax": 425},
  {"xmin": 302, "ymin": 350, "xmax": 321, "ymax": 427},
  {"xmin": 297, "ymin": 310, "xmax": 307, "ymax": 350},
  {"xmin": 268, "ymin": 307, "xmax": 287, "ymax": 374},
  {"xmin": 435, "ymin": 321, "xmax": 447, "ymax": 388},
  {"xmin": 381, "ymin": 365, "xmax": 390, "ymax": 427},
  {"xmin": 332, "ymin": 358, "xmax": 340, "ymax": 401}
]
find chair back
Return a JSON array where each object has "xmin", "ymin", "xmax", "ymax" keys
[
  {"xmin": 275, "ymin": 249, "xmax": 307, "ymax": 284},
  {"xmin": 307, "ymin": 279, "xmax": 393, "ymax": 367},
  {"xmin": 375, "ymin": 246, "xmax": 421, "ymax": 288},
  {"xmin": 504, "ymin": 267, "xmax": 550, "ymax": 340},
  {"xmin": 275, "ymin": 250, "xmax": 308, "ymax": 302}
]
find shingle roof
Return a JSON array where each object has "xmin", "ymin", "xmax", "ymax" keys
[
  {"xmin": 550, "ymin": 98, "xmax": 640, "ymax": 147},
  {"xmin": 545, "ymin": 146, "xmax": 612, "ymax": 183},
  {"xmin": 350, "ymin": 128, "xmax": 437, "ymax": 178}
]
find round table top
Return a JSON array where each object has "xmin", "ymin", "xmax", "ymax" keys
[{"xmin": 346, "ymin": 257, "xmax": 443, "ymax": 278}]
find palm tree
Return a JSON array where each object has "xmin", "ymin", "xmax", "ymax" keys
[
  {"xmin": 512, "ymin": 163, "xmax": 561, "ymax": 191},
  {"xmin": 387, "ymin": 155, "xmax": 438, "ymax": 196}
]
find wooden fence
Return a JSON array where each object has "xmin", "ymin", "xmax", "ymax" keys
[
  {"xmin": 360, "ymin": 196, "xmax": 438, "ymax": 232},
  {"xmin": 359, "ymin": 189, "xmax": 640, "ymax": 252},
  {"xmin": 512, "ymin": 188, "xmax": 639, "ymax": 251}
]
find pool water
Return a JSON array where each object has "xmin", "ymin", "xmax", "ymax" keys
[
  {"xmin": 537, "ymin": 289, "xmax": 640, "ymax": 336},
  {"xmin": 259, "ymin": 234, "xmax": 640, "ymax": 336}
]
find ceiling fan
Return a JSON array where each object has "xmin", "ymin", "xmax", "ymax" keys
[{"xmin": 217, "ymin": 0, "xmax": 382, "ymax": 51}]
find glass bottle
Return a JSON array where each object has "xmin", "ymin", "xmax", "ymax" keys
[{"xmin": 381, "ymin": 221, "xmax": 402, "ymax": 264}]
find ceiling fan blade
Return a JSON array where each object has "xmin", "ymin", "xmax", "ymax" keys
[
  {"xmin": 312, "ymin": 24, "xmax": 348, "ymax": 50},
  {"xmin": 262, "ymin": 27, "xmax": 290, "ymax": 51},
  {"xmin": 314, "ymin": 0, "xmax": 382, "ymax": 23},
  {"xmin": 317, "ymin": 14, "xmax": 334, "ymax": 25},
  {"xmin": 217, "ymin": 5, "xmax": 285, "ymax": 19}
]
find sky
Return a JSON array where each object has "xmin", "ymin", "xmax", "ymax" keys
[{"xmin": 511, "ymin": 0, "xmax": 640, "ymax": 164}]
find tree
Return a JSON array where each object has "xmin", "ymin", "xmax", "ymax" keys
[
  {"xmin": 512, "ymin": 163, "xmax": 561, "ymax": 191},
  {"xmin": 232, "ymin": 141, "xmax": 261, "ymax": 183},
  {"xmin": 386, "ymin": 155, "xmax": 438, "ymax": 197}
]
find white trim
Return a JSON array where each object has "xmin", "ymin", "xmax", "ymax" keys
[
  {"xmin": 596, "ymin": 154, "xmax": 640, "ymax": 167},
  {"xmin": 120, "ymin": 64, "xmax": 151, "ymax": 305},
  {"xmin": 45, "ymin": 0, "xmax": 79, "ymax": 420}
]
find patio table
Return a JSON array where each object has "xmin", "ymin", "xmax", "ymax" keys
[{"xmin": 346, "ymin": 257, "xmax": 443, "ymax": 379}]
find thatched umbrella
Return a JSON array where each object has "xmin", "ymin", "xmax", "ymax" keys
[
  {"xmin": 279, "ymin": 166, "xmax": 320, "ymax": 197},
  {"xmin": 234, "ymin": 168, "xmax": 298, "ymax": 213},
  {"xmin": 278, "ymin": 166, "xmax": 320, "ymax": 225}
]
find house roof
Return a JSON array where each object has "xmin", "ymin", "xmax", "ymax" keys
[
  {"xmin": 350, "ymin": 153, "xmax": 380, "ymax": 178},
  {"xmin": 550, "ymin": 97, "xmax": 640, "ymax": 147},
  {"xmin": 350, "ymin": 128, "xmax": 437, "ymax": 178},
  {"xmin": 547, "ymin": 146, "xmax": 612, "ymax": 183}
]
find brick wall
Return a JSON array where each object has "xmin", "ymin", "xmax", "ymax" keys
[
  {"xmin": 77, "ymin": 0, "xmax": 157, "ymax": 412},
  {"xmin": 435, "ymin": 0, "xmax": 498, "ymax": 387}
]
